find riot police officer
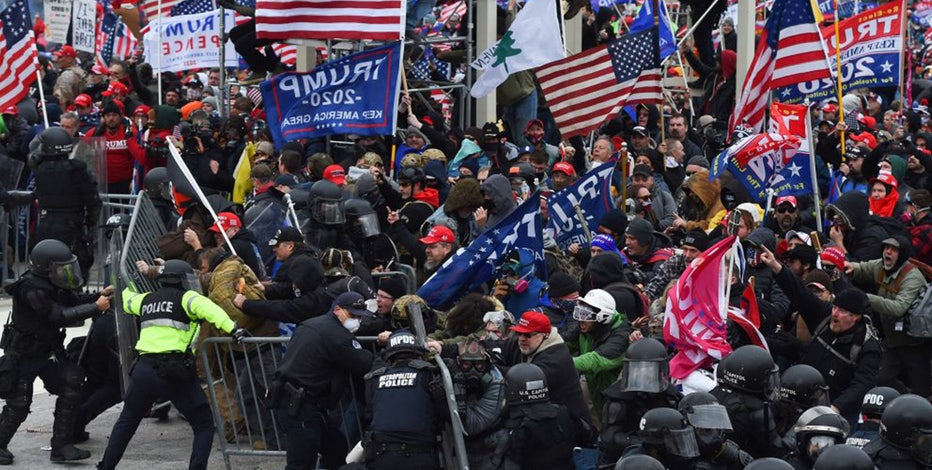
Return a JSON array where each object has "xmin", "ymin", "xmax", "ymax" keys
[
  {"xmin": 614, "ymin": 454, "xmax": 666, "ymax": 470},
  {"xmin": 599, "ymin": 337, "xmax": 681, "ymax": 466},
  {"xmin": 494, "ymin": 363, "xmax": 575, "ymax": 469},
  {"xmin": 783, "ymin": 411, "xmax": 850, "ymax": 469},
  {"xmin": 305, "ymin": 179, "xmax": 357, "ymax": 257},
  {"xmin": 97, "ymin": 260, "xmax": 247, "ymax": 470},
  {"xmin": 363, "ymin": 330, "xmax": 445, "ymax": 470},
  {"xmin": 0, "ymin": 240, "xmax": 111, "ymax": 464},
  {"xmin": 863, "ymin": 393, "xmax": 932, "ymax": 469},
  {"xmin": 812, "ymin": 444, "xmax": 875, "ymax": 470},
  {"xmin": 846, "ymin": 386, "xmax": 900, "ymax": 449},
  {"xmin": 776, "ymin": 364, "xmax": 830, "ymax": 436},
  {"xmin": 345, "ymin": 197, "xmax": 397, "ymax": 271},
  {"xmin": 621, "ymin": 407, "xmax": 701, "ymax": 468},
  {"xmin": 142, "ymin": 166, "xmax": 177, "ymax": 230},
  {"xmin": 711, "ymin": 345, "xmax": 785, "ymax": 458},
  {"xmin": 678, "ymin": 392, "xmax": 753, "ymax": 469},
  {"xmin": 31, "ymin": 126, "xmax": 102, "ymax": 281}
]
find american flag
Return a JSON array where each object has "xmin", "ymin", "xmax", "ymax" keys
[
  {"xmin": 96, "ymin": 11, "xmax": 139, "ymax": 66},
  {"xmin": 537, "ymin": 26, "xmax": 662, "ymax": 139},
  {"xmin": 0, "ymin": 0, "xmax": 38, "ymax": 112},
  {"xmin": 411, "ymin": 47, "xmax": 451, "ymax": 81},
  {"xmin": 141, "ymin": 0, "xmax": 181, "ymax": 21},
  {"xmin": 170, "ymin": 0, "xmax": 216, "ymax": 16},
  {"xmin": 729, "ymin": 0, "xmax": 831, "ymax": 134},
  {"xmin": 255, "ymin": 0, "xmax": 404, "ymax": 41},
  {"xmin": 426, "ymin": 0, "xmax": 467, "ymax": 53}
]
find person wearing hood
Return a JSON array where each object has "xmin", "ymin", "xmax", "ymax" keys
[
  {"xmin": 868, "ymin": 172, "xmax": 904, "ymax": 218},
  {"xmin": 491, "ymin": 250, "xmax": 547, "ymax": 318},
  {"xmin": 906, "ymin": 189, "xmax": 932, "ymax": 265},
  {"xmin": 423, "ymin": 177, "xmax": 484, "ymax": 248},
  {"xmin": 477, "ymin": 174, "xmax": 517, "ymax": 233},
  {"xmin": 447, "ymin": 135, "xmax": 490, "ymax": 180},
  {"xmin": 623, "ymin": 218, "xmax": 674, "ymax": 280},
  {"xmin": 580, "ymin": 252, "xmax": 648, "ymax": 326},
  {"xmin": 681, "ymin": 42, "xmax": 736, "ymax": 123},
  {"xmin": 670, "ymin": 169, "xmax": 725, "ymax": 234},
  {"xmin": 826, "ymin": 192, "xmax": 890, "ymax": 262},
  {"xmin": 233, "ymin": 249, "xmax": 339, "ymax": 324},
  {"xmin": 844, "ymin": 235, "xmax": 930, "ymax": 397}
]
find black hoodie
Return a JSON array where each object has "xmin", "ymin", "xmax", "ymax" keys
[{"xmin": 826, "ymin": 192, "xmax": 888, "ymax": 262}]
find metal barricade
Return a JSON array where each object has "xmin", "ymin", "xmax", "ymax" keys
[
  {"xmin": 200, "ymin": 336, "xmax": 470, "ymax": 470},
  {"xmin": 371, "ymin": 269, "xmax": 416, "ymax": 295}
]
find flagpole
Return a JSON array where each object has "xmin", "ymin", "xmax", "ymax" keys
[
  {"xmin": 157, "ymin": 0, "xmax": 163, "ymax": 106},
  {"xmin": 218, "ymin": 2, "xmax": 226, "ymax": 119},
  {"xmin": 899, "ymin": 0, "xmax": 907, "ymax": 122},
  {"xmin": 804, "ymin": 101, "xmax": 823, "ymax": 228},
  {"xmin": 393, "ymin": 0, "xmax": 407, "ymax": 180},
  {"xmin": 833, "ymin": 0, "xmax": 844, "ymax": 158},
  {"xmin": 30, "ymin": 32, "xmax": 49, "ymax": 129}
]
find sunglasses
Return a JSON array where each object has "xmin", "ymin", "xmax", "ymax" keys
[{"xmin": 776, "ymin": 206, "xmax": 796, "ymax": 214}]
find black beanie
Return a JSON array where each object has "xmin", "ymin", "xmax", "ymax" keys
[
  {"xmin": 625, "ymin": 217, "xmax": 654, "ymax": 246},
  {"xmin": 548, "ymin": 271, "xmax": 581, "ymax": 298},
  {"xmin": 378, "ymin": 276, "xmax": 407, "ymax": 300},
  {"xmin": 598, "ymin": 209, "xmax": 628, "ymax": 236},
  {"xmin": 833, "ymin": 288, "xmax": 870, "ymax": 315},
  {"xmin": 682, "ymin": 230, "xmax": 710, "ymax": 252},
  {"xmin": 102, "ymin": 100, "xmax": 123, "ymax": 116}
]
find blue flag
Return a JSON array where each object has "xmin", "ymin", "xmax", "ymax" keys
[
  {"xmin": 710, "ymin": 135, "xmax": 812, "ymax": 203},
  {"xmin": 417, "ymin": 196, "xmax": 546, "ymax": 308},
  {"xmin": 547, "ymin": 162, "xmax": 615, "ymax": 251},
  {"xmin": 629, "ymin": 0, "xmax": 676, "ymax": 60},
  {"xmin": 260, "ymin": 42, "xmax": 402, "ymax": 148}
]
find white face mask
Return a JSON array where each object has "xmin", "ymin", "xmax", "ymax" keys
[{"xmin": 342, "ymin": 317, "xmax": 361, "ymax": 333}]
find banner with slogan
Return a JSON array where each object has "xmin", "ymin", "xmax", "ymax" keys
[
  {"xmin": 72, "ymin": 0, "xmax": 97, "ymax": 53},
  {"xmin": 817, "ymin": 0, "xmax": 877, "ymax": 20},
  {"xmin": 44, "ymin": 0, "xmax": 72, "ymax": 44},
  {"xmin": 915, "ymin": 0, "xmax": 932, "ymax": 26},
  {"xmin": 142, "ymin": 9, "xmax": 240, "ymax": 72},
  {"xmin": 710, "ymin": 133, "xmax": 806, "ymax": 203},
  {"xmin": 777, "ymin": 2, "xmax": 902, "ymax": 104},
  {"xmin": 546, "ymin": 161, "xmax": 615, "ymax": 251},
  {"xmin": 261, "ymin": 41, "xmax": 402, "ymax": 148}
]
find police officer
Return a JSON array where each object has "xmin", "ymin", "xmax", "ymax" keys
[
  {"xmin": 452, "ymin": 338, "xmax": 507, "ymax": 470},
  {"xmin": 97, "ymin": 259, "xmax": 247, "ymax": 470},
  {"xmin": 621, "ymin": 407, "xmax": 702, "ymax": 468},
  {"xmin": 812, "ymin": 444, "xmax": 875, "ymax": 470},
  {"xmin": 862, "ymin": 393, "xmax": 932, "ymax": 469},
  {"xmin": 493, "ymin": 363, "xmax": 575, "ymax": 469},
  {"xmin": 599, "ymin": 337, "xmax": 681, "ymax": 466},
  {"xmin": 776, "ymin": 364, "xmax": 831, "ymax": 436},
  {"xmin": 678, "ymin": 392, "xmax": 753, "ymax": 469},
  {"xmin": 363, "ymin": 330, "xmax": 445, "ymax": 470},
  {"xmin": 0, "ymin": 239, "xmax": 111, "ymax": 464},
  {"xmin": 31, "ymin": 126, "xmax": 102, "ymax": 281},
  {"xmin": 142, "ymin": 166, "xmax": 177, "ymax": 230},
  {"xmin": 614, "ymin": 454, "xmax": 666, "ymax": 470},
  {"xmin": 783, "ymin": 412, "xmax": 850, "ymax": 469},
  {"xmin": 270, "ymin": 291, "xmax": 375, "ymax": 470},
  {"xmin": 711, "ymin": 345, "xmax": 785, "ymax": 458},
  {"xmin": 846, "ymin": 386, "xmax": 900, "ymax": 449}
]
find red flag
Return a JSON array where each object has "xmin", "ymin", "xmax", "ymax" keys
[
  {"xmin": 729, "ymin": 0, "xmax": 831, "ymax": 134},
  {"xmin": 769, "ymin": 102, "xmax": 809, "ymax": 138},
  {"xmin": 255, "ymin": 0, "xmax": 404, "ymax": 41},
  {"xmin": 739, "ymin": 280, "xmax": 761, "ymax": 328}
]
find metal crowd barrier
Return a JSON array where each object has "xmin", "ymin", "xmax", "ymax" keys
[
  {"xmin": 371, "ymin": 268, "xmax": 416, "ymax": 295},
  {"xmin": 0, "ymin": 204, "xmax": 30, "ymax": 288},
  {"xmin": 200, "ymin": 336, "xmax": 469, "ymax": 470}
]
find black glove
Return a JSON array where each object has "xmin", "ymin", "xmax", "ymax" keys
[{"xmin": 231, "ymin": 327, "xmax": 249, "ymax": 344}]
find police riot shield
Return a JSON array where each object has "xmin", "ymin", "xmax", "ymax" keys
[
  {"xmin": 244, "ymin": 199, "xmax": 287, "ymax": 265},
  {"xmin": 74, "ymin": 135, "xmax": 108, "ymax": 195}
]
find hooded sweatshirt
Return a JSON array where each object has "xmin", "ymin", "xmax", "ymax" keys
[
  {"xmin": 826, "ymin": 191, "xmax": 888, "ymax": 262},
  {"xmin": 680, "ymin": 170, "xmax": 725, "ymax": 232},
  {"xmin": 480, "ymin": 174, "xmax": 517, "ymax": 230}
]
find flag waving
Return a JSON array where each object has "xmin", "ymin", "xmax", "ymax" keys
[
  {"xmin": 256, "ymin": 0, "xmax": 404, "ymax": 42},
  {"xmin": 547, "ymin": 161, "xmax": 615, "ymax": 251},
  {"xmin": 709, "ymin": 132, "xmax": 807, "ymax": 202},
  {"xmin": 729, "ymin": 0, "xmax": 831, "ymax": 134},
  {"xmin": 470, "ymin": 0, "xmax": 564, "ymax": 98},
  {"xmin": 664, "ymin": 236, "xmax": 737, "ymax": 380},
  {"xmin": 537, "ymin": 27, "xmax": 662, "ymax": 139},
  {"xmin": 0, "ymin": 0, "xmax": 38, "ymax": 113}
]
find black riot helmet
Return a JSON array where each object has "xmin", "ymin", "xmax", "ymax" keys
[
  {"xmin": 308, "ymin": 179, "xmax": 345, "ymax": 225},
  {"xmin": 614, "ymin": 455, "xmax": 665, "ymax": 470},
  {"xmin": 638, "ymin": 407, "xmax": 700, "ymax": 458},
  {"xmin": 812, "ymin": 444, "xmax": 875, "ymax": 470},
  {"xmin": 717, "ymin": 345, "xmax": 780, "ymax": 398},
  {"xmin": 860, "ymin": 386, "xmax": 900, "ymax": 420},
  {"xmin": 618, "ymin": 337, "xmax": 669, "ymax": 393},
  {"xmin": 157, "ymin": 259, "xmax": 200, "ymax": 291},
  {"xmin": 744, "ymin": 458, "xmax": 794, "ymax": 470},
  {"xmin": 37, "ymin": 127, "xmax": 74, "ymax": 158},
  {"xmin": 344, "ymin": 198, "xmax": 379, "ymax": 238},
  {"xmin": 29, "ymin": 239, "xmax": 83, "ymax": 289},
  {"xmin": 505, "ymin": 363, "xmax": 549, "ymax": 406},
  {"xmin": 398, "ymin": 166, "xmax": 426, "ymax": 188},
  {"xmin": 880, "ymin": 393, "xmax": 932, "ymax": 464},
  {"xmin": 677, "ymin": 391, "xmax": 733, "ymax": 444},
  {"xmin": 144, "ymin": 167, "xmax": 171, "ymax": 201},
  {"xmin": 383, "ymin": 329, "xmax": 426, "ymax": 361},
  {"xmin": 779, "ymin": 364, "xmax": 830, "ymax": 408},
  {"xmin": 795, "ymin": 412, "xmax": 849, "ymax": 461}
]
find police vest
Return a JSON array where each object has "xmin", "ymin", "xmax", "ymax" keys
[
  {"xmin": 503, "ymin": 404, "xmax": 575, "ymax": 470},
  {"xmin": 36, "ymin": 159, "xmax": 90, "ymax": 213},
  {"xmin": 368, "ymin": 363, "xmax": 437, "ymax": 446},
  {"xmin": 139, "ymin": 287, "xmax": 191, "ymax": 331}
]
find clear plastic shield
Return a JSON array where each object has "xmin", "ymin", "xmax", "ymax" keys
[
  {"xmin": 244, "ymin": 200, "xmax": 287, "ymax": 265},
  {"xmin": 75, "ymin": 136, "xmax": 108, "ymax": 194}
]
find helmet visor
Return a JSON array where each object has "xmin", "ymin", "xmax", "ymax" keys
[
  {"xmin": 619, "ymin": 360, "xmax": 669, "ymax": 393},
  {"xmin": 317, "ymin": 200, "xmax": 346, "ymax": 225},
  {"xmin": 49, "ymin": 257, "xmax": 83, "ymax": 289},
  {"xmin": 572, "ymin": 303, "xmax": 600, "ymax": 322},
  {"xmin": 355, "ymin": 213, "xmax": 380, "ymax": 238},
  {"xmin": 685, "ymin": 404, "xmax": 733, "ymax": 431},
  {"xmin": 664, "ymin": 428, "xmax": 701, "ymax": 458},
  {"xmin": 806, "ymin": 434, "xmax": 837, "ymax": 460},
  {"xmin": 181, "ymin": 272, "xmax": 203, "ymax": 294},
  {"xmin": 913, "ymin": 429, "xmax": 932, "ymax": 466}
]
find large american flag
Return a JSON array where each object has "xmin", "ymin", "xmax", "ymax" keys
[
  {"xmin": 729, "ymin": 0, "xmax": 831, "ymax": 134},
  {"xmin": 0, "ymin": 0, "xmax": 38, "ymax": 112},
  {"xmin": 537, "ymin": 27, "xmax": 662, "ymax": 139},
  {"xmin": 96, "ymin": 11, "xmax": 139, "ymax": 66},
  {"xmin": 170, "ymin": 0, "xmax": 216, "ymax": 15},
  {"xmin": 142, "ymin": 0, "xmax": 181, "ymax": 21},
  {"xmin": 255, "ymin": 0, "xmax": 404, "ymax": 41}
]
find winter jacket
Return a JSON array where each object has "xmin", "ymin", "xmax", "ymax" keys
[
  {"xmin": 479, "ymin": 174, "xmax": 516, "ymax": 230},
  {"xmin": 680, "ymin": 169, "xmax": 725, "ymax": 232},
  {"xmin": 826, "ymin": 192, "xmax": 889, "ymax": 262},
  {"xmin": 206, "ymin": 254, "xmax": 279, "ymax": 350},
  {"xmin": 911, "ymin": 214, "xmax": 932, "ymax": 266},
  {"xmin": 568, "ymin": 312, "xmax": 630, "ymax": 413},
  {"xmin": 850, "ymin": 259, "xmax": 927, "ymax": 348}
]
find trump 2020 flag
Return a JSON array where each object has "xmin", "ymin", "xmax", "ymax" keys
[
  {"xmin": 547, "ymin": 161, "xmax": 615, "ymax": 251},
  {"xmin": 664, "ymin": 236, "xmax": 738, "ymax": 380},
  {"xmin": 709, "ymin": 132, "xmax": 806, "ymax": 203},
  {"xmin": 469, "ymin": 0, "xmax": 564, "ymax": 98},
  {"xmin": 261, "ymin": 42, "xmax": 402, "ymax": 148},
  {"xmin": 629, "ymin": 0, "xmax": 676, "ymax": 60},
  {"xmin": 417, "ymin": 195, "xmax": 546, "ymax": 308}
]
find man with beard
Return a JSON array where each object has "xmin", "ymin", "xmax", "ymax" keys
[
  {"xmin": 837, "ymin": 146, "xmax": 870, "ymax": 195},
  {"xmin": 770, "ymin": 196, "xmax": 803, "ymax": 238},
  {"xmin": 85, "ymin": 100, "xmax": 144, "ymax": 194},
  {"xmin": 666, "ymin": 113, "xmax": 703, "ymax": 158},
  {"xmin": 845, "ymin": 235, "xmax": 930, "ymax": 397},
  {"xmin": 419, "ymin": 225, "xmax": 457, "ymax": 276},
  {"xmin": 623, "ymin": 218, "xmax": 674, "ymax": 281}
]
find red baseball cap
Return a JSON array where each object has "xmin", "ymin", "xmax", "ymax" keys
[
  {"xmin": 91, "ymin": 64, "xmax": 109, "ymax": 75},
  {"xmin": 849, "ymin": 132, "xmax": 877, "ymax": 150},
  {"xmin": 858, "ymin": 115, "xmax": 876, "ymax": 130},
  {"xmin": 133, "ymin": 104, "xmax": 151, "ymax": 116},
  {"xmin": 419, "ymin": 225, "xmax": 455, "ymax": 245},
  {"xmin": 2, "ymin": 106, "xmax": 17, "ymax": 116},
  {"xmin": 511, "ymin": 311, "xmax": 552, "ymax": 334},
  {"xmin": 74, "ymin": 94, "xmax": 93, "ymax": 108},
  {"xmin": 870, "ymin": 171, "xmax": 898, "ymax": 189},
  {"xmin": 102, "ymin": 81, "xmax": 129, "ymax": 97},
  {"xmin": 53, "ymin": 45, "xmax": 76, "ymax": 58},
  {"xmin": 774, "ymin": 195, "xmax": 797, "ymax": 208},
  {"xmin": 820, "ymin": 246, "xmax": 846, "ymax": 271},
  {"xmin": 552, "ymin": 162, "xmax": 576, "ymax": 177},
  {"xmin": 209, "ymin": 212, "xmax": 242, "ymax": 233},
  {"xmin": 322, "ymin": 164, "xmax": 346, "ymax": 185},
  {"xmin": 822, "ymin": 103, "xmax": 838, "ymax": 113}
]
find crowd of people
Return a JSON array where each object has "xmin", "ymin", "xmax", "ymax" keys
[{"xmin": 4, "ymin": 0, "xmax": 932, "ymax": 469}]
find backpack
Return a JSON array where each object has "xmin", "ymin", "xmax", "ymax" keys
[
  {"xmin": 904, "ymin": 280, "xmax": 932, "ymax": 338},
  {"xmin": 601, "ymin": 281, "xmax": 651, "ymax": 321}
]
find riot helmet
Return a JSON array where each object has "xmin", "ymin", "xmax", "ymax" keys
[
  {"xmin": 795, "ymin": 412, "xmax": 849, "ymax": 461},
  {"xmin": 779, "ymin": 364, "xmax": 830, "ymax": 408},
  {"xmin": 812, "ymin": 444, "xmax": 874, "ymax": 470},
  {"xmin": 614, "ymin": 455, "xmax": 665, "ymax": 470},
  {"xmin": 398, "ymin": 166, "xmax": 426, "ymax": 188},
  {"xmin": 618, "ymin": 337, "xmax": 669, "ymax": 393},
  {"xmin": 383, "ymin": 329, "xmax": 426, "ymax": 361},
  {"xmin": 157, "ymin": 259, "xmax": 201, "ymax": 291},
  {"xmin": 29, "ymin": 239, "xmax": 83, "ymax": 289},
  {"xmin": 744, "ymin": 458, "xmax": 794, "ymax": 470},
  {"xmin": 143, "ymin": 167, "xmax": 172, "ymax": 201},
  {"xmin": 344, "ymin": 198, "xmax": 380, "ymax": 238},
  {"xmin": 572, "ymin": 288, "xmax": 616, "ymax": 324},
  {"xmin": 638, "ymin": 407, "xmax": 700, "ymax": 458},
  {"xmin": 860, "ymin": 386, "xmax": 900, "ymax": 420},
  {"xmin": 880, "ymin": 393, "xmax": 932, "ymax": 464},
  {"xmin": 504, "ymin": 363, "xmax": 549, "ymax": 406},
  {"xmin": 457, "ymin": 337, "xmax": 491, "ymax": 391},
  {"xmin": 716, "ymin": 345, "xmax": 780, "ymax": 398},
  {"xmin": 308, "ymin": 179, "xmax": 345, "ymax": 225},
  {"xmin": 678, "ymin": 392, "xmax": 732, "ymax": 453},
  {"xmin": 37, "ymin": 127, "xmax": 74, "ymax": 159}
]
